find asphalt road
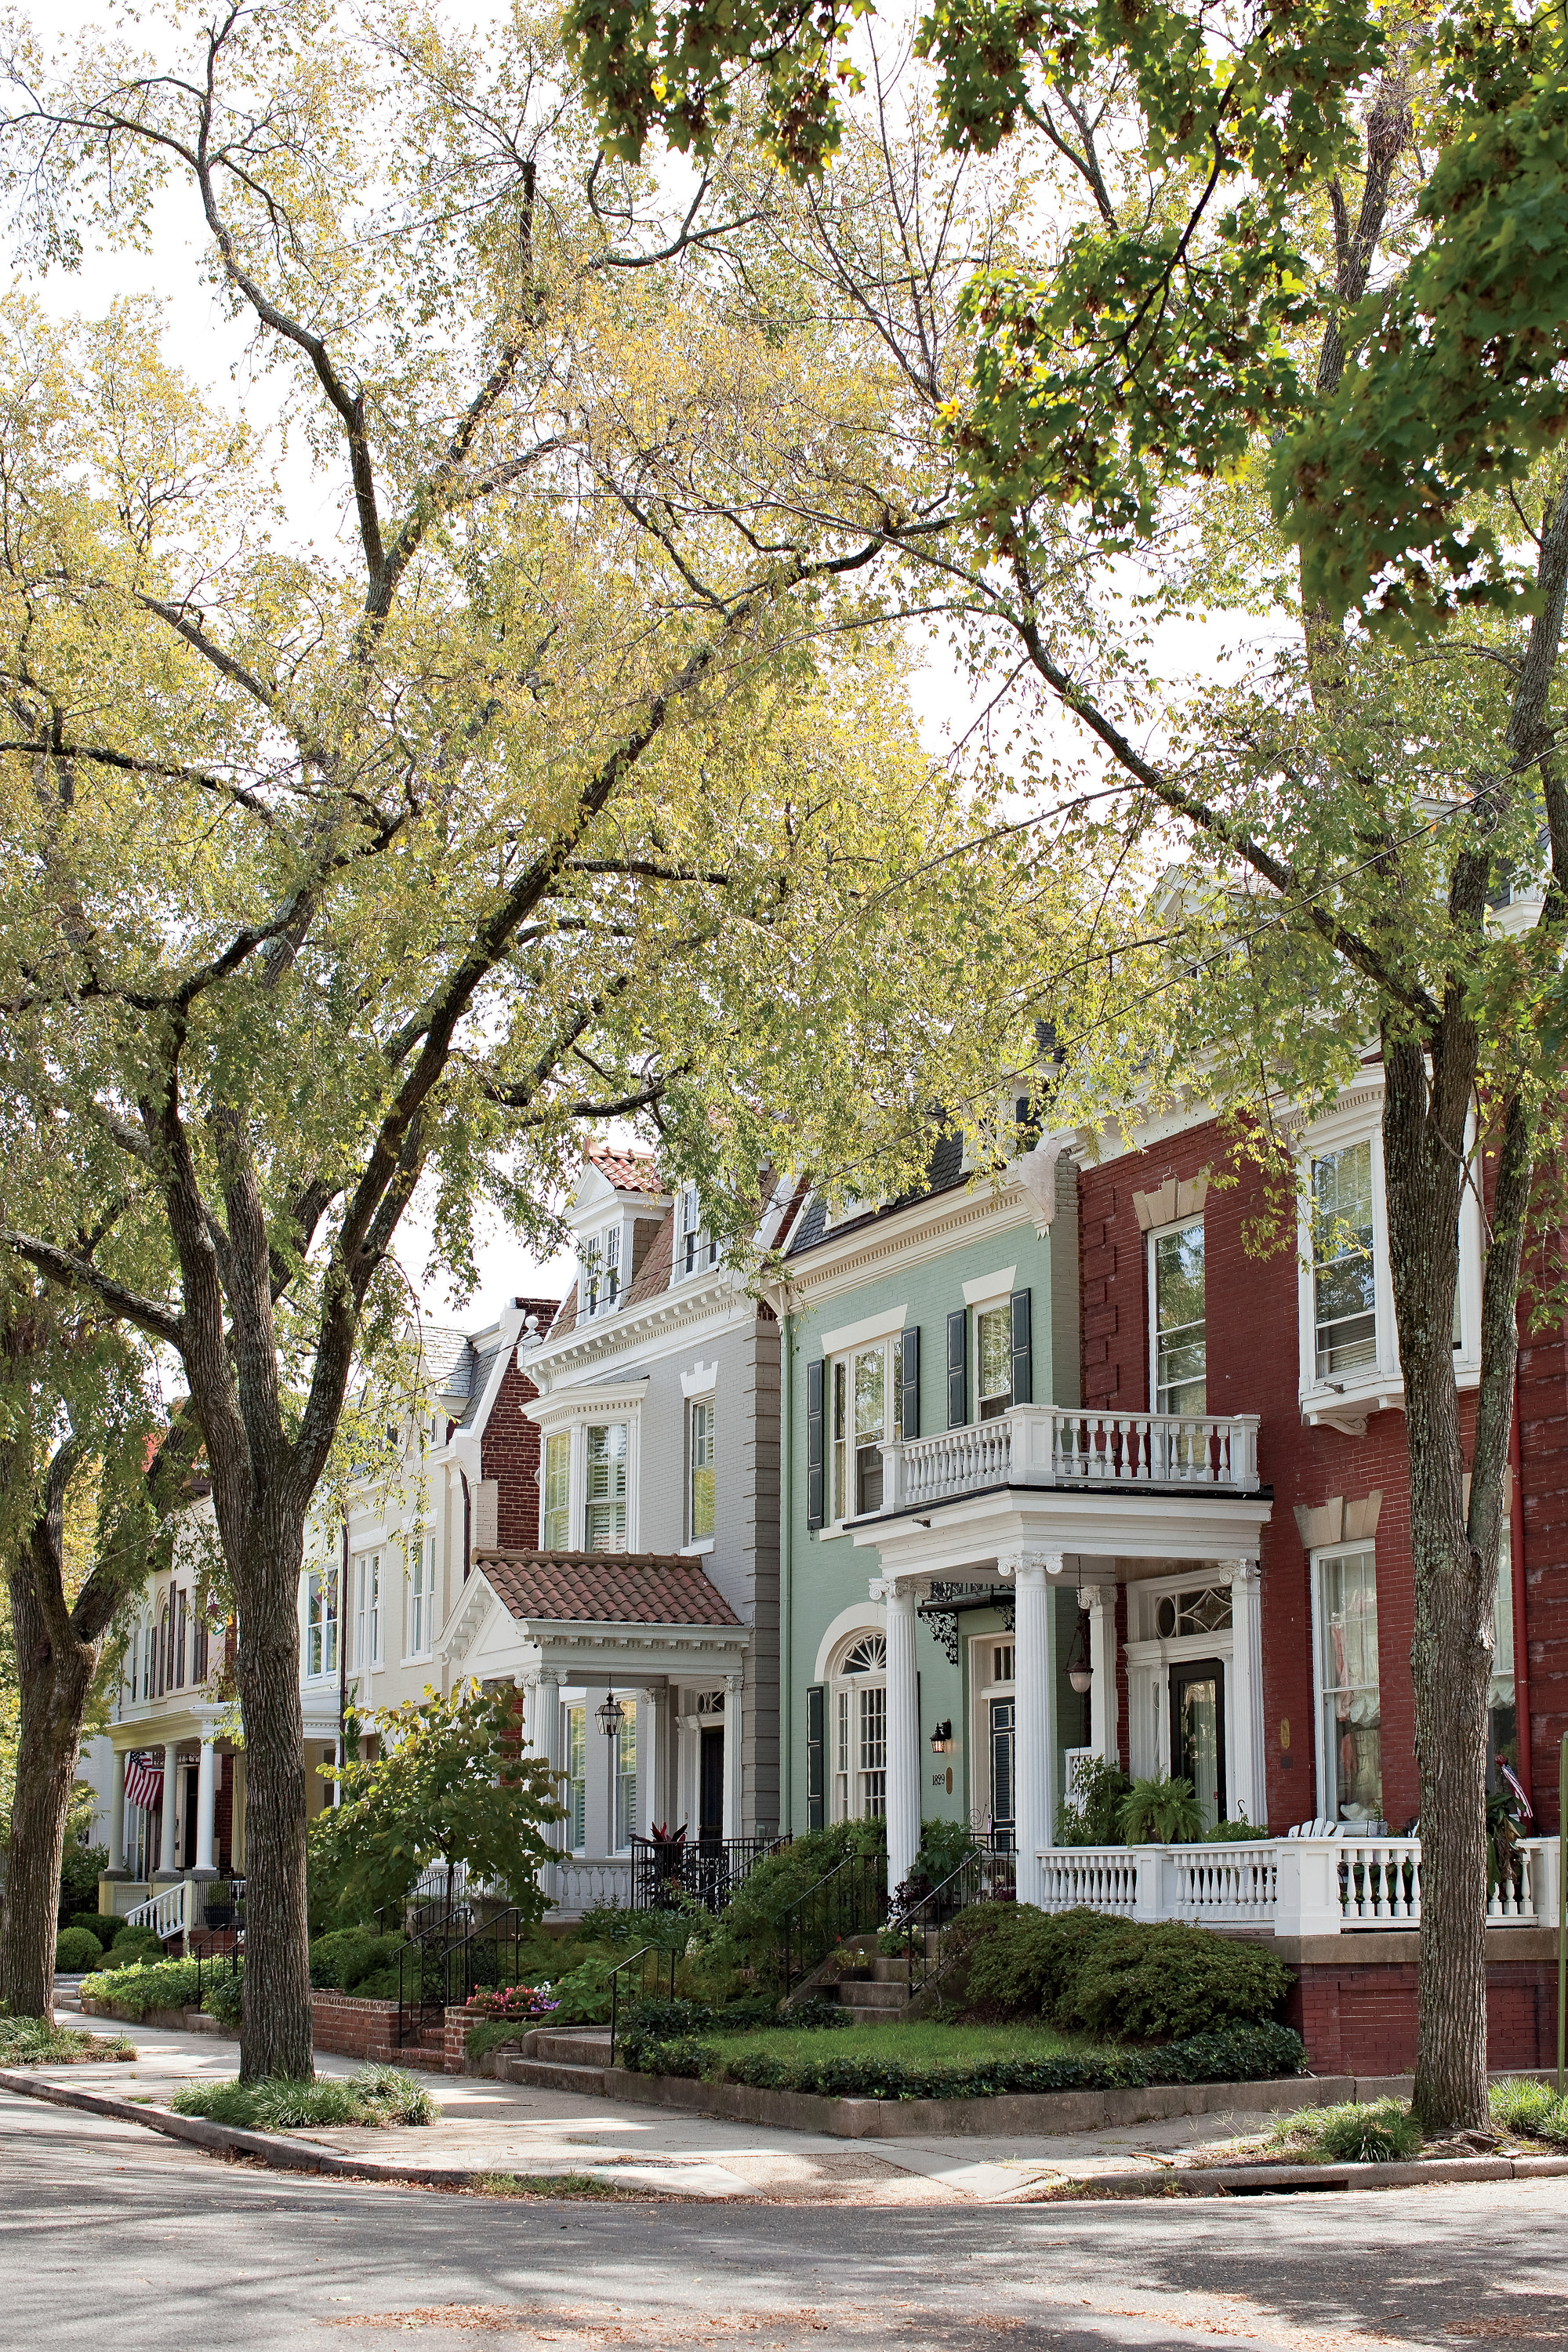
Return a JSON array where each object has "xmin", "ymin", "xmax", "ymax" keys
[{"xmin": 5, "ymin": 2082, "xmax": 1566, "ymax": 2352}]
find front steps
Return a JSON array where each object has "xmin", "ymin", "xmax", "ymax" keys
[
  {"xmin": 499, "ymin": 2027, "xmax": 613, "ymax": 2092},
  {"xmin": 829, "ymin": 1950, "xmax": 922, "ymax": 2024}
]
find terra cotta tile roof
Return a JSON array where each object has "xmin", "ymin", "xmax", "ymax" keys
[
  {"xmin": 587, "ymin": 1144, "xmax": 662, "ymax": 1194},
  {"xmin": 476, "ymin": 1550, "xmax": 742, "ymax": 1627}
]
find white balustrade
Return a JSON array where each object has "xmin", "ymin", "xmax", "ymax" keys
[
  {"xmin": 548, "ymin": 1859, "xmax": 634, "ymax": 1915},
  {"xmin": 124, "ymin": 1878, "xmax": 196, "ymax": 1943},
  {"xmin": 1032, "ymin": 1835, "xmax": 1553, "ymax": 1936},
  {"xmin": 880, "ymin": 1403, "xmax": 1261, "ymax": 1515}
]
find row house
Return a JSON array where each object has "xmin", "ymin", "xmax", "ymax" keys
[
  {"xmin": 97, "ymin": 1293, "xmax": 558, "ymax": 1919},
  {"xmin": 772, "ymin": 1080, "xmax": 1566, "ymax": 2071},
  {"xmin": 450, "ymin": 1145, "xmax": 782, "ymax": 1911}
]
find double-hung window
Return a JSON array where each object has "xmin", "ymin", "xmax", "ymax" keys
[
  {"xmin": 355, "ymin": 1552, "xmax": 381, "ymax": 1668},
  {"xmin": 614, "ymin": 1699, "xmax": 638, "ymax": 1850},
  {"xmin": 832, "ymin": 1343, "xmax": 887, "ymax": 1520},
  {"xmin": 976, "ymin": 1304, "xmax": 1012, "ymax": 1421},
  {"xmin": 542, "ymin": 1432, "xmax": 571, "ymax": 1551},
  {"xmin": 1316, "ymin": 1547, "xmax": 1382, "ymax": 1824},
  {"xmin": 1151, "ymin": 1218, "xmax": 1207, "ymax": 1414},
  {"xmin": 566, "ymin": 1705, "xmax": 586, "ymax": 1851},
  {"xmin": 1312, "ymin": 1142, "xmax": 1377, "ymax": 1376},
  {"xmin": 830, "ymin": 1634, "xmax": 888, "ymax": 1820},
  {"xmin": 688, "ymin": 1399, "xmax": 716, "ymax": 1541},
  {"xmin": 581, "ymin": 1229, "xmax": 619, "ymax": 1318},
  {"xmin": 305, "ymin": 1567, "xmax": 339, "ymax": 1679},
  {"xmin": 584, "ymin": 1423, "xmax": 628, "ymax": 1552},
  {"xmin": 678, "ymin": 1185, "xmax": 717, "ymax": 1277},
  {"xmin": 408, "ymin": 1535, "xmax": 432, "ymax": 1657},
  {"xmin": 173, "ymin": 1588, "xmax": 188, "ymax": 1688}
]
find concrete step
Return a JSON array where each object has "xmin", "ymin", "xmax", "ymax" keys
[
  {"xmin": 530, "ymin": 2028, "xmax": 613, "ymax": 2067},
  {"xmin": 835, "ymin": 1980, "xmax": 911, "ymax": 2015},
  {"xmin": 504, "ymin": 2057, "xmax": 607, "ymax": 2094}
]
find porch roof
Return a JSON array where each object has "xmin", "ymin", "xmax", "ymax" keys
[
  {"xmin": 849, "ymin": 1479, "xmax": 1272, "ymax": 1581},
  {"xmin": 477, "ymin": 1549, "xmax": 741, "ymax": 1627},
  {"xmin": 447, "ymin": 1552, "xmax": 750, "ymax": 1686}
]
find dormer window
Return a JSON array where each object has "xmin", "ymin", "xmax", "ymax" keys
[
  {"xmin": 580, "ymin": 1225, "xmax": 622, "ymax": 1319},
  {"xmin": 678, "ymin": 1185, "xmax": 717, "ymax": 1279}
]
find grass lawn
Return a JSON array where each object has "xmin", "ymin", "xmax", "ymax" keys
[{"xmin": 700, "ymin": 2020, "xmax": 1087, "ymax": 2067}]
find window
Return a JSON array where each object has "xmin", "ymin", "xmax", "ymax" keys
[
  {"xmin": 354, "ymin": 1552, "xmax": 381, "ymax": 1668},
  {"xmin": 679, "ymin": 1185, "xmax": 717, "ymax": 1277},
  {"xmin": 1153, "ymin": 1585, "xmax": 1232, "ymax": 1639},
  {"xmin": 584, "ymin": 1423, "xmax": 628, "ymax": 1552},
  {"xmin": 1490, "ymin": 1536, "xmax": 1519, "ymax": 1776},
  {"xmin": 993, "ymin": 1643, "xmax": 1014, "ymax": 1683},
  {"xmin": 192, "ymin": 1600, "xmax": 209, "ymax": 1683},
  {"xmin": 158, "ymin": 1599, "xmax": 170, "ymax": 1697},
  {"xmin": 689, "ymin": 1399, "xmax": 716, "ymax": 1541},
  {"xmin": 830, "ymin": 1632, "xmax": 887, "ymax": 1820},
  {"xmin": 581, "ymin": 1229, "xmax": 620, "ymax": 1319},
  {"xmin": 1152, "ymin": 1219, "xmax": 1207, "ymax": 1414},
  {"xmin": 976, "ymin": 1304, "xmax": 1012, "ymax": 1421},
  {"xmin": 305, "ymin": 1568, "xmax": 339, "ymax": 1680},
  {"xmin": 1317, "ymin": 1548, "xmax": 1382, "ymax": 1824},
  {"xmin": 173, "ymin": 1588, "xmax": 188, "ymax": 1689},
  {"xmin": 543, "ymin": 1432, "xmax": 571, "ymax": 1552},
  {"xmin": 832, "ymin": 1343, "xmax": 887, "ymax": 1520},
  {"xmin": 567, "ymin": 1705, "xmax": 586, "ymax": 1851},
  {"xmin": 1312, "ymin": 1141, "xmax": 1377, "ymax": 1376},
  {"xmin": 408, "ymin": 1536, "xmax": 431, "ymax": 1657},
  {"xmin": 614, "ymin": 1699, "xmax": 638, "ymax": 1850}
]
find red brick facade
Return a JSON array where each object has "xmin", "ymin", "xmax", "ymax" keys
[
  {"xmin": 1077, "ymin": 1122, "xmax": 1554, "ymax": 1835},
  {"xmin": 481, "ymin": 1298, "xmax": 557, "ymax": 1551},
  {"xmin": 1286, "ymin": 1945, "xmax": 1559, "ymax": 2074}
]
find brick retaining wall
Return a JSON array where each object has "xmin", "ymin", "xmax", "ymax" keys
[
  {"xmin": 1287, "ymin": 1951, "xmax": 1558, "ymax": 2074},
  {"xmin": 308, "ymin": 1991, "xmax": 479, "ymax": 2073}
]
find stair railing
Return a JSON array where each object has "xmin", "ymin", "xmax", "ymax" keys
[
  {"xmin": 778, "ymin": 1849, "xmax": 889, "ymax": 1995},
  {"xmin": 607, "ymin": 1942, "xmax": 679, "ymax": 2064},
  {"xmin": 887, "ymin": 1843, "xmax": 1017, "ymax": 2005},
  {"xmin": 394, "ymin": 1901, "xmax": 525, "ymax": 2049}
]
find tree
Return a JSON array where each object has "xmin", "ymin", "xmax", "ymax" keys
[
  {"xmin": 0, "ymin": 1288, "xmax": 197, "ymax": 2016},
  {"xmin": 310, "ymin": 1681, "xmax": 563, "ymax": 1927},
  {"xmin": 0, "ymin": 5, "xmax": 1137, "ymax": 2078},
  {"xmin": 567, "ymin": 0, "xmax": 1568, "ymax": 2128}
]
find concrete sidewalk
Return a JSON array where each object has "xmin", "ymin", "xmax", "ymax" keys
[{"xmin": 39, "ymin": 2005, "xmax": 1323, "ymax": 2203}]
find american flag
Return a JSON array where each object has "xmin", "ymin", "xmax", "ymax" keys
[{"xmin": 123, "ymin": 1754, "xmax": 163, "ymax": 1811}]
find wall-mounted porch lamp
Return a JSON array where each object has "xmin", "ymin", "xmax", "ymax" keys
[
  {"xmin": 596, "ymin": 1690, "xmax": 626, "ymax": 1739},
  {"xmin": 930, "ymin": 1719, "xmax": 956, "ymax": 1754}
]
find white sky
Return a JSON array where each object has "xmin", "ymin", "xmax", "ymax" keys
[{"xmin": 27, "ymin": 1, "xmax": 1261, "ymax": 1336}]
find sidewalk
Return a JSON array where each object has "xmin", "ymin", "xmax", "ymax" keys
[{"xmin": 39, "ymin": 2003, "xmax": 1316, "ymax": 2204}]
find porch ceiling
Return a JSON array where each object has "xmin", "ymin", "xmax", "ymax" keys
[{"xmin": 849, "ymin": 1480, "xmax": 1272, "ymax": 1582}]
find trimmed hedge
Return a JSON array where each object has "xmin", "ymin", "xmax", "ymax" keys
[
  {"xmin": 950, "ymin": 1904, "xmax": 1291, "ymax": 2042},
  {"xmin": 307, "ymin": 1927, "xmax": 407, "ymax": 1992},
  {"xmin": 623, "ymin": 2020, "xmax": 1308, "ymax": 2100},
  {"xmin": 82, "ymin": 1957, "xmax": 204, "ymax": 2016},
  {"xmin": 55, "ymin": 1926, "xmax": 106, "ymax": 1971},
  {"xmin": 70, "ymin": 1913, "xmax": 124, "ymax": 1947}
]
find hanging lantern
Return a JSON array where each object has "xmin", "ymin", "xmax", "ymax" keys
[
  {"xmin": 1066, "ymin": 1607, "xmax": 1093, "ymax": 1695},
  {"xmin": 596, "ymin": 1690, "xmax": 626, "ymax": 1739}
]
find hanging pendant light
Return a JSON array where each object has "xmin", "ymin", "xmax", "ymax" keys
[
  {"xmin": 1066, "ymin": 1604, "xmax": 1093, "ymax": 1695},
  {"xmin": 596, "ymin": 1690, "xmax": 626, "ymax": 1739}
]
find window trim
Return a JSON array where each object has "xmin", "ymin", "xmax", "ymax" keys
[
  {"xmin": 828, "ymin": 1335, "xmax": 895, "ymax": 1528},
  {"xmin": 1309, "ymin": 1541, "xmax": 1385, "ymax": 1828},
  {"xmin": 975, "ymin": 1300, "xmax": 1013, "ymax": 1422},
  {"xmin": 687, "ymin": 1396, "xmax": 716, "ymax": 1547},
  {"xmin": 304, "ymin": 1565, "xmax": 340, "ymax": 1682},
  {"xmin": 1146, "ymin": 1211, "xmax": 1207, "ymax": 1418},
  {"xmin": 827, "ymin": 1630, "xmax": 889, "ymax": 1824},
  {"xmin": 527, "ymin": 1385, "xmax": 648, "ymax": 1552}
]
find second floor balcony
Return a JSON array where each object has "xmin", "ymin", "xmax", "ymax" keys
[{"xmin": 868, "ymin": 1403, "xmax": 1263, "ymax": 1523}]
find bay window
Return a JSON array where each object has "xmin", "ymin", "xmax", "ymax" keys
[
  {"xmin": 1312, "ymin": 1141, "xmax": 1377, "ymax": 1376},
  {"xmin": 1316, "ymin": 1546, "xmax": 1382, "ymax": 1824}
]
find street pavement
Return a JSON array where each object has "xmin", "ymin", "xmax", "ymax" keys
[
  {"xmin": 38, "ymin": 2009, "xmax": 1358, "ymax": 2201},
  {"xmin": 4, "ymin": 2072, "xmax": 1567, "ymax": 2351}
]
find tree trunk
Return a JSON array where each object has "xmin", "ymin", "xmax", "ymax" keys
[
  {"xmin": 1380, "ymin": 1030, "xmax": 1496, "ymax": 2131},
  {"xmin": 234, "ymin": 1487, "xmax": 314, "ymax": 2082},
  {"xmin": 1, "ymin": 1527, "xmax": 100, "ymax": 2018}
]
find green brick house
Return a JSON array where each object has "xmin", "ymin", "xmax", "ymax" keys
[{"xmin": 769, "ymin": 1137, "xmax": 1094, "ymax": 1893}]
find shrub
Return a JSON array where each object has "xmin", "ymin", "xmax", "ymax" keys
[
  {"xmin": 576, "ymin": 1903, "xmax": 701, "ymax": 1951},
  {"xmin": 57, "ymin": 1840, "xmax": 107, "ymax": 1922},
  {"xmin": 1205, "ymin": 1812, "xmax": 1269, "ymax": 1842},
  {"xmin": 0, "ymin": 2014, "xmax": 135, "ymax": 2064},
  {"xmin": 54, "ymin": 1926, "xmax": 105, "ymax": 1971},
  {"xmin": 203, "ymin": 1969, "xmax": 244, "ymax": 2027},
  {"xmin": 110, "ymin": 1925, "xmax": 164, "ymax": 1960},
  {"xmin": 622, "ymin": 2019, "xmax": 1307, "ymax": 2097},
  {"xmin": 548, "ymin": 1957, "xmax": 613, "ymax": 2024},
  {"xmin": 617, "ymin": 1996, "xmax": 715, "ymax": 2069},
  {"xmin": 1055, "ymin": 1759, "xmax": 1132, "ymax": 1847},
  {"xmin": 70, "ymin": 1914, "xmax": 123, "ymax": 1947},
  {"xmin": 1274, "ymin": 2098, "xmax": 1423, "ymax": 2164},
  {"xmin": 307, "ymin": 1927, "xmax": 407, "ymax": 1991},
  {"xmin": 81, "ymin": 1957, "xmax": 204, "ymax": 2017},
  {"xmin": 953, "ymin": 1904, "xmax": 1290, "ymax": 2042},
  {"xmin": 171, "ymin": 2063, "xmax": 434, "ymax": 2130},
  {"xmin": 1491, "ymin": 2078, "xmax": 1568, "ymax": 2143},
  {"xmin": 1118, "ymin": 1775, "xmax": 1207, "ymax": 1845},
  {"xmin": 779, "ymin": 1994, "xmax": 852, "ymax": 2032}
]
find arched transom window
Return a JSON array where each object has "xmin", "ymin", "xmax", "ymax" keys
[{"xmin": 831, "ymin": 1632, "xmax": 887, "ymax": 1823}]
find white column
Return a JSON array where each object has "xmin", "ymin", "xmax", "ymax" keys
[
  {"xmin": 1228, "ymin": 1557, "xmax": 1266, "ymax": 1831},
  {"xmin": 645, "ymin": 1684, "xmax": 670, "ymax": 1839},
  {"xmin": 877, "ymin": 1581, "xmax": 921, "ymax": 1895},
  {"xmin": 1011, "ymin": 1552, "xmax": 1061, "ymax": 1908},
  {"xmin": 1086, "ymin": 1584, "xmax": 1118, "ymax": 1763},
  {"xmin": 156, "ymin": 1742, "xmax": 181, "ymax": 1878},
  {"xmin": 532, "ymin": 1668, "xmax": 564, "ymax": 1849},
  {"xmin": 722, "ymin": 1671, "xmax": 744, "ymax": 1839},
  {"xmin": 194, "ymin": 1737, "xmax": 217, "ymax": 1876},
  {"xmin": 107, "ymin": 1748, "xmax": 128, "ymax": 1877}
]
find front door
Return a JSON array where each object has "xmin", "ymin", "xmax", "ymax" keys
[
  {"xmin": 989, "ymin": 1697, "xmax": 1015, "ymax": 1852},
  {"xmin": 699, "ymin": 1724, "xmax": 725, "ymax": 1844},
  {"xmin": 1171, "ymin": 1659, "xmax": 1226, "ymax": 1829}
]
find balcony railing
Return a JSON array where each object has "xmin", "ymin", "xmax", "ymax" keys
[
  {"xmin": 1033, "ymin": 1834, "xmax": 1559, "ymax": 1936},
  {"xmin": 877, "ymin": 1403, "xmax": 1262, "ymax": 1515}
]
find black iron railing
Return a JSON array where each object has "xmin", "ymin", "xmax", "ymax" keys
[
  {"xmin": 629, "ymin": 1833, "xmax": 780, "ymax": 1915},
  {"xmin": 779, "ymin": 1849, "xmax": 888, "ymax": 1994},
  {"xmin": 608, "ymin": 1941, "xmax": 680, "ymax": 2063},
  {"xmin": 394, "ymin": 1903, "xmax": 529, "ymax": 2048},
  {"xmin": 886, "ymin": 1843, "xmax": 1017, "ymax": 2004}
]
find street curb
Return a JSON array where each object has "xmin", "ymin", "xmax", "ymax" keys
[
  {"xmin": 0, "ymin": 2068, "xmax": 695, "ymax": 2194},
  {"xmin": 1011, "ymin": 2152, "xmax": 1568, "ymax": 2201}
]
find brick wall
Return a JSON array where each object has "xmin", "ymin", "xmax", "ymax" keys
[
  {"xmin": 1078, "ymin": 1124, "xmax": 1550, "ymax": 1833},
  {"xmin": 308, "ymin": 1991, "xmax": 482, "ymax": 2073},
  {"xmin": 481, "ymin": 1306, "xmax": 557, "ymax": 1550},
  {"xmin": 1287, "ymin": 1955, "xmax": 1558, "ymax": 2074}
]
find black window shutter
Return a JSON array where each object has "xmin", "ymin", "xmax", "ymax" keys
[
  {"xmin": 806, "ymin": 1357, "xmax": 825, "ymax": 1530},
  {"xmin": 1011, "ymin": 1287, "xmax": 1033, "ymax": 1406},
  {"xmin": 899, "ymin": 1326, "xmax": 920, "ymax": 1441},
  {"xmin": 946, "ymin": 1308, "xmax": 967, "ymax": 1428},
  {"xmin": 806, "ymin": 1683, "xmax": 826, "ymax": 1830}
]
